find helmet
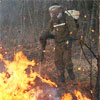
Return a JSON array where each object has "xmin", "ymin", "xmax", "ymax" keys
[{"xmin": 49, "ymin": 4, "xmax": 63, "ymax": 20}]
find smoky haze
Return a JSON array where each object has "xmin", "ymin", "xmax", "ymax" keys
[
  {"xmin": 0, "ymin": 0, "xmax": 22, "ymax": 26},
  {"xmin": 0, "ymin": 0, "xmax": 98, "ymax": 47}
]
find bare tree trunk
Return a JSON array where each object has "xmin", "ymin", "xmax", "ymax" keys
[
  {"xmin": 87, "ymin": 0, "xmax": 95, "ymax": 92},
  {"xmin": 95, "ymin": 3, "xmax": 100, "ymax": 100}
]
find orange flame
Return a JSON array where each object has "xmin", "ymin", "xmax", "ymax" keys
[
  {"xmin": 61, "ymin": 93, "xmax": 73, "ymax": 100},
  {"xmin": 91, "ymin": 29, "xmax": 95, "ymax": 33},
  {"xmin": 61, "ymin": 90, "xmax": 91, "ymax": 100},
  {"xmin": 66, "ymin": 41, "xmax": 69, "ymax": 44},
  {"xmin": 84, "ymin": 15, "xmax": 87, "ymax": 18},
  {"xmin": 0, "ymin": 51, "xmax": 57, "ymax": 100},
  {"xmin": 69, "ymin": 32, "xmax": 73, "ymax": 35},
  {"xmin": 74, "ymin": 90, "xmax": 91, "ymax": 100},
  {"xmin": 0, "ymin": 51, "xmax": 92, "ymax": 100}
]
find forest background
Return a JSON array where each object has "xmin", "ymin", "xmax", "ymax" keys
[{"xmin": 0, "ymin": 0, "xmax": 99, "ymax": 99}]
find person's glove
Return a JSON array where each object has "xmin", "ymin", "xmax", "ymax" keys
[{"xmin": 39, "ymin": 33, "xmax": 55, "ymax": 62}]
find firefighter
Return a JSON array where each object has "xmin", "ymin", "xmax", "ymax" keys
[{"xmin": 40, "ymin": 3, "xmax": 78, "ymax": 86}]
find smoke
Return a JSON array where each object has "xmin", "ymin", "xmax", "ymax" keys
[
  {"xmin": 38, "ymin": 87, "xmax": 61, "ymax": 100},
  {"xmin": 45, "ymin": 87, "xmax": 60, "ymax": 100},
  {"xmin": 0, "ymin": 0, "xmax": 22, "ymax": 26}
]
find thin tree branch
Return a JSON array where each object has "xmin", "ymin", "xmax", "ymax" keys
[
  {"xmin": 80, "ymin": 41, "xmax": 93, "ymax": 69},
  {"xmin": 80, "ymin": 40, "xmax": 98, "ymax": 60}
]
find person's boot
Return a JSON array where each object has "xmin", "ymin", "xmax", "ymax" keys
[
  {"xmin": 57, "ymin": 72, "xmax": 65, "ymax": 87},
  {"xmin": 68, "ymin": 69, "xmax": 75, "ymax": 80},
  {"xmin": 57, "ymin": 72, "xmax": 65, "ymax": 97}
]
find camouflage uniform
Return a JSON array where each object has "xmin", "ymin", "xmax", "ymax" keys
[{"xmin": 40, "ymin": 11, "xmax": 77, "ymax": 84}]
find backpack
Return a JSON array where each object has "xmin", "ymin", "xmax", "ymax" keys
[{"xmin": 65, "ymin": 9, "xmax": 80, "ymax": 29}]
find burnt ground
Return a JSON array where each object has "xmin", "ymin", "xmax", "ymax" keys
[{"xmin": 0, "ymin": 39, "xmax": 98, "ymax": 99}]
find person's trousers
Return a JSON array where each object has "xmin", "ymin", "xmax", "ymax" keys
[{"xmin": 54, "ymin": 44, "xmax": 75, "ymax": 84}]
